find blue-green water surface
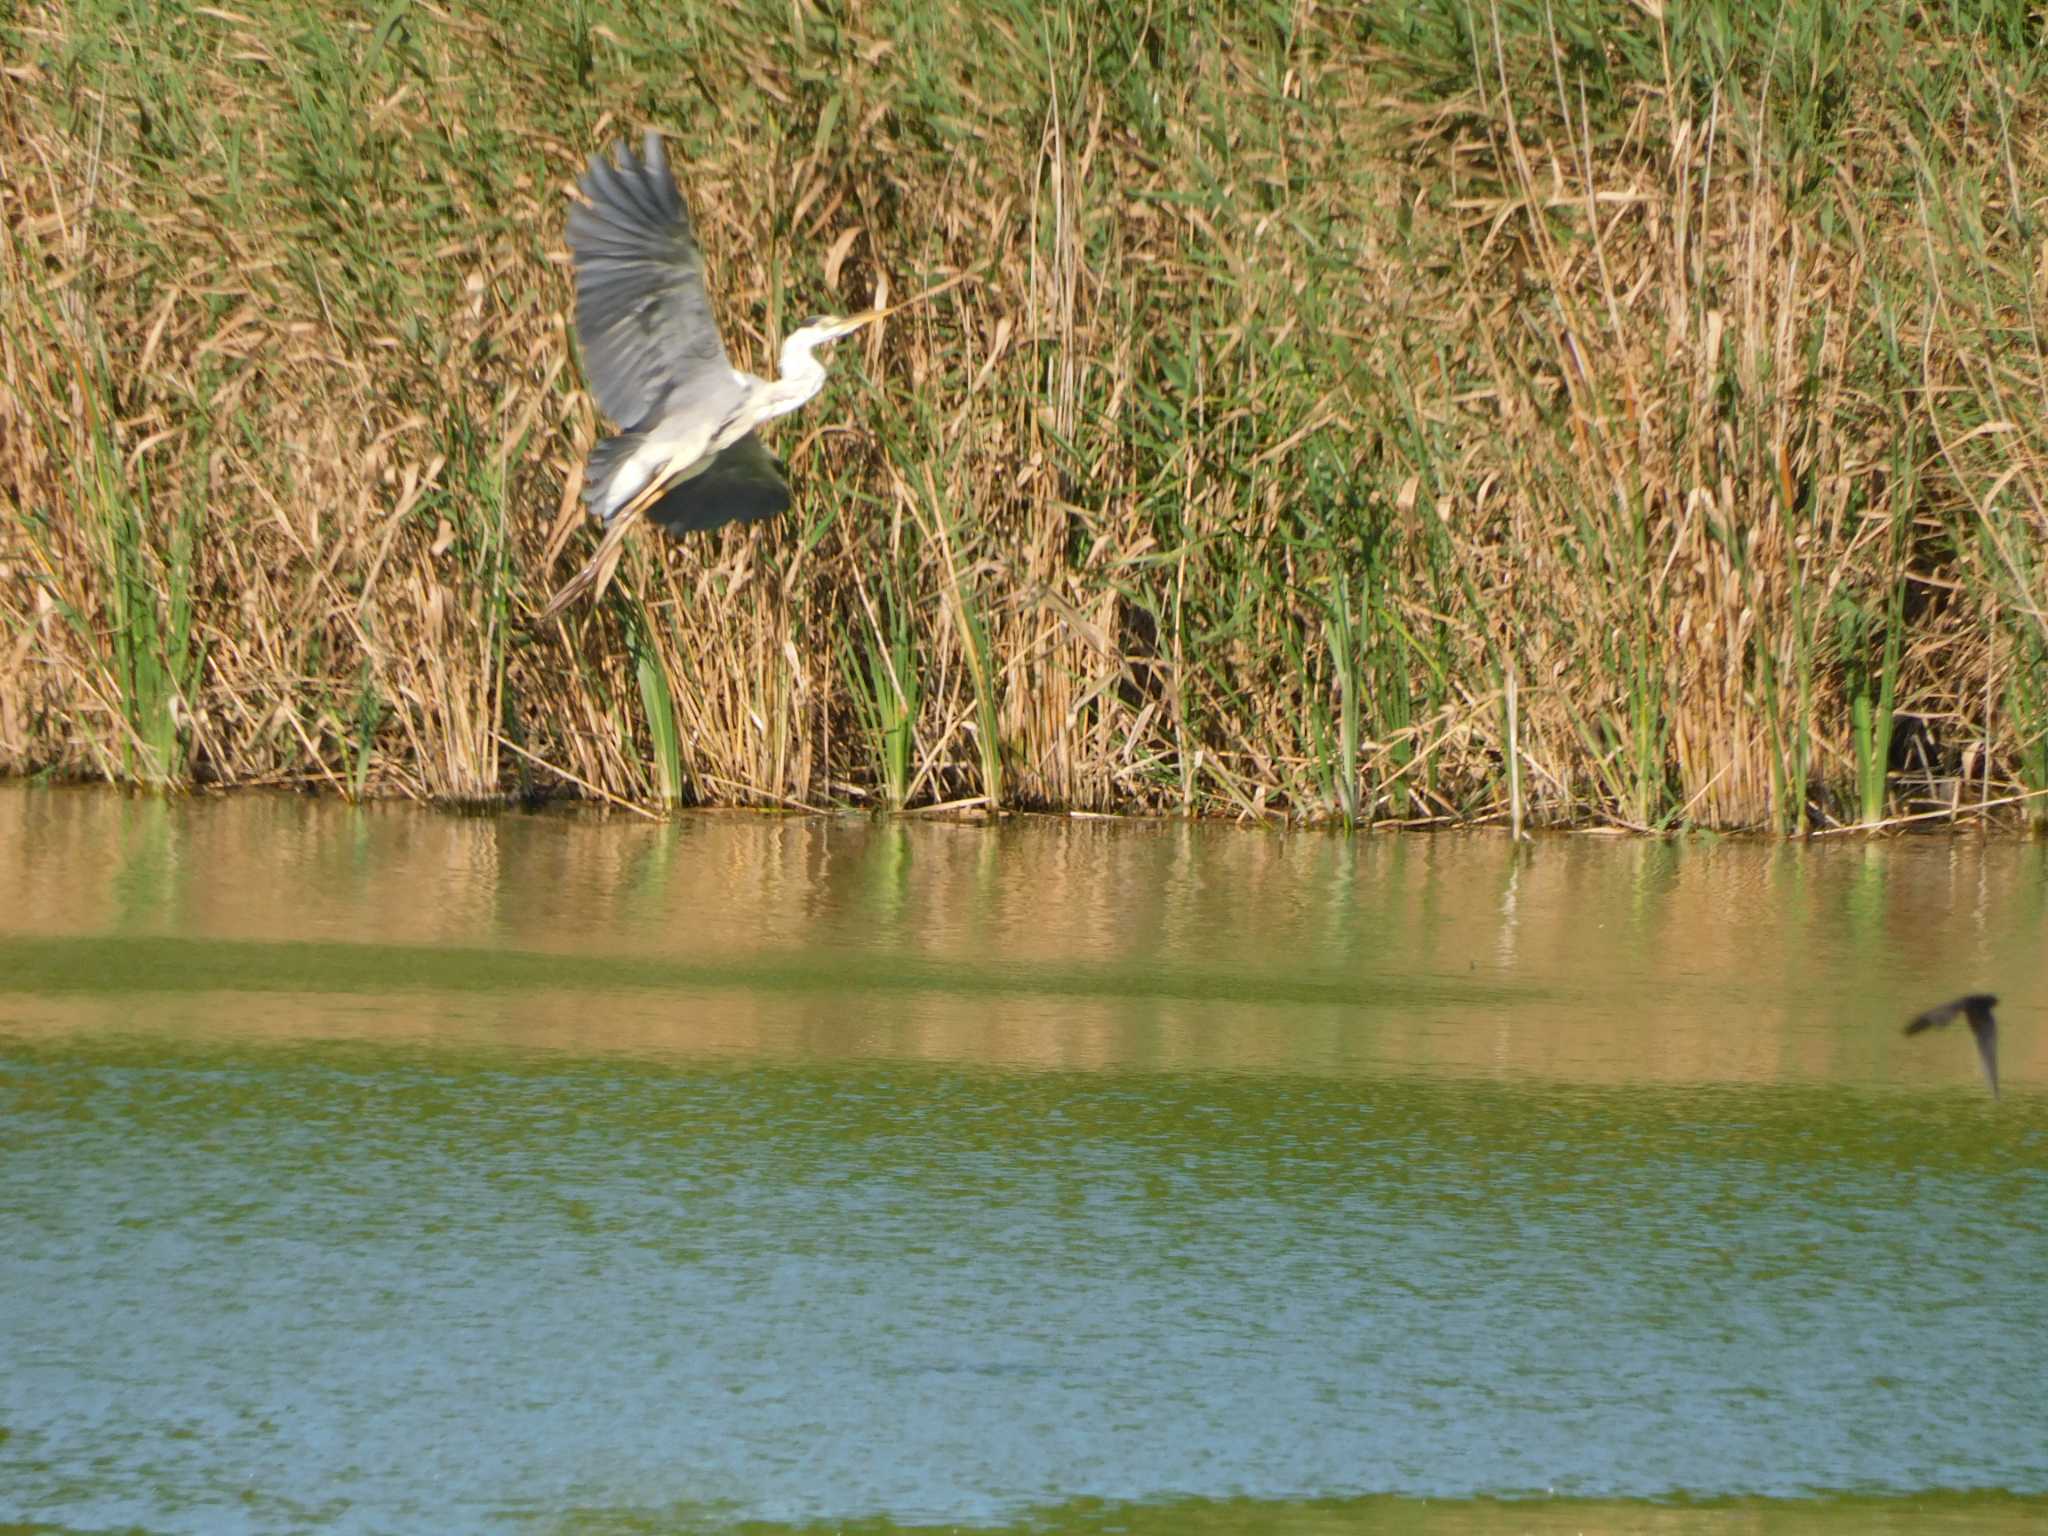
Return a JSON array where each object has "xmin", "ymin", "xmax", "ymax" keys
[{"xmin": 1, "ymin": 788, "xmax": 2043, "ymax": 1534}]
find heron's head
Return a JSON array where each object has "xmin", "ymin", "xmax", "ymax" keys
[{"xmin": 777, "ymin": 310, "xmax": 886, "ymax": 381}]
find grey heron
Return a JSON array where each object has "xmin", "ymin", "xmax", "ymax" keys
[
  {"xmin": 1903, "ymin": 993, "xmax": 2000, "ymax": 1097},
  {"xmin": 539, "ymin": 131, "xmax": 927, "ymax": 622}
]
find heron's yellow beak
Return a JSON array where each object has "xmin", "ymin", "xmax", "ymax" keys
[{"xmin": 853, "ymin": 272, "xmax": 975, "ymax": 329}]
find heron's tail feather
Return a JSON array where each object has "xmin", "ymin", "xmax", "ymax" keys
[{"xmin": 582, "ymin": 432, "xmax": 648, "ymax": 523}]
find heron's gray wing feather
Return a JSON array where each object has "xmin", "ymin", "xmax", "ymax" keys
[
  {"xmin": 644, "ymin": 432, "xmax": 791, "ymax": 535},
  {"xmin": 568, "ymin": 131, "xmax": 734, "ymax": 431}
]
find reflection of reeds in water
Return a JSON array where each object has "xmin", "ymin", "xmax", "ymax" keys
[
  {"xmin": 2, "ymin": 2, "xmax": 2045, "ymax": 830},
  {"xmin": 4, "ymin": 790, "xmax": 2043, "ymax": 1090}
]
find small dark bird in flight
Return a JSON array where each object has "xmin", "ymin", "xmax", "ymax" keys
[{"xmin": 1903, "ymin": 994, "xmax": 2000, "ymax": 1098}]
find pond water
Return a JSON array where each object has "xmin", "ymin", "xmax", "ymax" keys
[{"xmin": 1, "ymin": 786, "xmax": 2044, "ymax": 1534}]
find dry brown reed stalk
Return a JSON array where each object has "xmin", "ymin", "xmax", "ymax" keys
[{"xmin": 1, "ymin": 0, "xmax": 2043, "ymax": 831}]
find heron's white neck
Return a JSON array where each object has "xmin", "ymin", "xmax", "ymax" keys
[{"xmin": 757, "ymin": 327, "xmax": 836, "ymax": 420}]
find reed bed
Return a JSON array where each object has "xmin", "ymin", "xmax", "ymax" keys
[{"xmin": 3, "ymin": 0, "xmax": 2044, "ymax": 830}]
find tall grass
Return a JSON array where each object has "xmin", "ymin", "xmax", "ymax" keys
[
  {"xmin": 840, "ymin": 563, "xmax": 921, "ymax": 813},
  {"xmin": 3, "ymin": 0, "xmax": 2045, "ymax": 830}
]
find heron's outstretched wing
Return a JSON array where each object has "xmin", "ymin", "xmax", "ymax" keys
[
  {"xmin": 568, "ymin": 131, "xmax": 734, "ymax": 432},
  {"xmin": 645, "ymin": 432, "xmax": 791, "ymax": 534}
]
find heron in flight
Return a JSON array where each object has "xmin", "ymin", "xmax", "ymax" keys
[
  {"xmin": 539, "ymin": 132, "xmax": 924, "ymax": 622},
  {"xmin": 1903, "ymin": 993, "xmax": 2000, "ymax": 1097}
]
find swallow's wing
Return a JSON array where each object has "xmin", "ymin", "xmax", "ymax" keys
[
  {"xmin": 1904, "ymin": 998, "xmax": 1964, "ymax": 1036},
  {"xmin": 1968, "ymin": 1014, "xmax": 1999, "ymax": 1098}
]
